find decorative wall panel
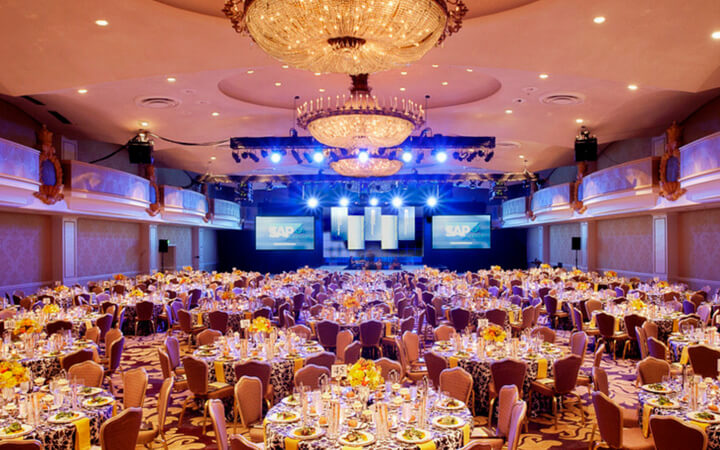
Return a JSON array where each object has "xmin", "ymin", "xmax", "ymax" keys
[
  {"xmin": 157, "ymin": 225, "xmax": 192, "ymax": 269},
  {"xmin": 77, "ymin": 219, "xmax": 141, "ymax": 278},
  {"xmin": 199, "ymin": 228, "xmax": 218, "ymax": 271},
  {"xmin": 0, "ymin": 212, "xmax": 51, "ymax": 287},
  {"xmin": 596, "ymin": 216, "xmax": 653, "ymax": 274},
  {"xmin": 549, "ymin": 222, "xmax": 580, "ymax": 268},
  {"xmin": 677, "ymin": 208, "xmax": 720, "ymax": 283}
]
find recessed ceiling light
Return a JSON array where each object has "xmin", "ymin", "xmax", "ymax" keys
[
  {"xmin": 318, "ymin": 88, "xmax": 326, "ymax": 92},
  {"xmin": 627, "ymin": 84, "xmax": 638, "ymax": 90},
  {"xmin": 314, "ymin": 72, "xmax": 321, "ymax": 76},
  {"xmin": 539, "ymin": 73, "xmax": 549, "ymax": 79},
  {"xmin": 94, "ymin": 19, "xmax": 109, "ymax": 26},
  {"xmin": 400, "ymin": 71, "xmax": 407, "ymax": 75},
  {"xmin": 466, "ymin": 68, "xmax": 473, "ymax": 72},
  {"xmin": 518, "ymin": 155, "xmax": 525, "ymax": 159},
  {"xmin": 432, "ymin": 64, "xmax": 439, "ymax": 68},
  {"xmin": 399, "ymin": 87, "xmax": 406, "ymax": 91},
  {"xmin": 281, "ymin": 65, "xmax": 289, "ymax": 69},
  {"xmin": 211, "ymin": 112, "xmax": 220, "ymax": 116},
  {"xmin": 210, "ymin": 156, "xmax": 217, "ymax": 160},
  {"xmin": 247, "ymin": 70, "xmax": 255, "ymax": 74},
  {"xmin": 712, "ymin": 31, "xmax": 720, "ymax": 40},
  {"xmin": 441, "ymin": 81, "xmax": 448, "ymax": 86},
  {"xmin": 274, "ymin": 82, "xmax": 282, "ymax": 86},
  {"xmin": 139, "ymin": 121, "xmax": 149, "ymax": 127},
  {"xmin": 77, "ymin": 89, "xmax": 88, "ymax": 94},
  {"xmin": 576, "ymin": 118, "xmax": 584, "ymax": 124},
  {"xmin": 593, "ymin": 16, "xmax": 606, "ymax": 24},
  {"xmin": 505, "ymin": 109, "xmax": 513, "ymax": 114},
  {"xmin": 166, "ymin": 77, "xmax": 177, "ymax": 83}
]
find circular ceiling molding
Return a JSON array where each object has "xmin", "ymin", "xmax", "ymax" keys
[
  {"xmin": 539, "ymin": 92, "xmax": 585, "ymax": 105},
  {"xmin": 496, "ymin": 140, "xmax": 521, "ymax": 149},
  {"xmin": 135, "ymin": 96, "xmax": 180, "ymax": 109},
  {"xmin": 218, "ymin": 65, "xmax": 502, "ymax": 109}
]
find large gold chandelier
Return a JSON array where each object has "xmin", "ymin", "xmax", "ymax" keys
[{"xmin": 223, "ymin": 0, "xmax": 468, "ymax": 74}]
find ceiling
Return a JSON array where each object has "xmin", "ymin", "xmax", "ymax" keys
[{"xmin": 1, "ymin": 0, "xmax": 719, "ymax": 177}]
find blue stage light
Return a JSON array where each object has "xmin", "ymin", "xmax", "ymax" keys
[
  {"xmin": 426, "ymin": 196, "xmax": 438, "ymax": 207},
  {"xmin": 369, "ymin": 197, "xmax": 379, "ymax": 206},
  {"xmin": 313, "ymin": 151, "xmax": 324, "ymax": 163},
  {"xmin": 401, "ymin": 151, "xmax": 413, "ymax": 162},
  {"xmin": 435, "ymin": 151, "xmax": 447, "ymax": 163},
  {"xmin": 391, "ymin": 196, "xmax": 403, "ymax": 208},
  {"xmin": 358, "ymin": 151, "xmax": 370, "ymax": 163},
  {"xmin": 339, "ymin": 197, "xmax": 350, "ymax": 207},
  {"xmin": 307, "ymin": 197, "xmax": 319, "ymax": 208},
  {"xmin": 270, "ymin": 152, "xmax": 282, "ymax": 163}
]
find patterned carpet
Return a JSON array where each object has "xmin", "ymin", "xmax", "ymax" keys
[{"xmin": 122, "ymin": 332, "xmax": 640, "ymax": 449}]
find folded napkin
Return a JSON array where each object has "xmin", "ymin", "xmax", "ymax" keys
[
  {"xmin": 462, "ymin": 422, "xmax": 471, "ymax": 445},
  {"xmin": 642, "ymin": 403, "xmax": 653, "ymax": 437},
  {"xmin": 418, "ymin": 440, "xmax": 437, "ymax": 450},
  {"xmin": 209, "ymin": 381, "xmax": 229, "ymax": 390},
  {"xmin": 448, "ymin": 356, "xmax": 459, "ymax": 368},
  {"xmin": 536, "ymin": 358, "xmax": 548, "ymax": 380},
  {"xmin": 589, "ymin": 315, "xmax": 596, "ymax": 328},
  {"xmin": 214, "ymin": 360, "xmax": 226, "ymax": 384},
  {"xmin": 690, "ymin": 420, "xmax": 710, "ymax": 431},
  {"xmin": 293, "ymin": 358, "xmax": 304, "ymax": 373},
  {"xmin": 385, "ymin": 322, "xmax": 393, "ymax": 337},
  {"xmin": 285, "ymin": 436, "xmax": 299, "ymax": 450},
  {"xmin": 673, "ymin": 319, "xmax": 679, "ymax": 333},
  {"xmin": 197, "ymin": 313, "xmax": 203, "ymax": 326},
  {"xmin": 73, "ymin": 416, "xmax": 91, "ymax": 450},
  {"xmin": 508, "ymin": 310, "xmax": 516, "ymax": 324},
  {"xmin": 680, "ymin": 346, "xmax": 690, "ymax": 365}
]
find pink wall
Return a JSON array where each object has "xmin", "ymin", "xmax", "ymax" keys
[
  {"xmin": 549, "ymin": 223, "xmax": 580, "ymax": 268},
  {"xmin": 596, "ymin": 216, "xmax": 653, "ymax": 274},
  {"xmin": 678, "ymin": 208, "xmax": 720, "ymax": 284},
  {"xmin": 77, "ymin": 219, "xmax": 142, "ymax": 278},
  {"xmin": 157, "ymin": 225, "xmax": 192, "ymax": 270},
  {"xmin": 199, "ymin": 228, "xmax": 218, "ymax": 271},
  {"xmin": 0, "ymin": 211, "xmax": 52, "ymax": 289}
]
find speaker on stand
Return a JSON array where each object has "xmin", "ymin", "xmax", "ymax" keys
[
  {"xmin": 159, "ymin": 239, "xmax": 169, "ymax": 272},
  {"xmin": 571, "ymin": 237, "xmax": 581, "ymax": 268}
]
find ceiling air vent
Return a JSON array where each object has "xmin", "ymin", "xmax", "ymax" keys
[
  {"xmin": 539, "ymin": 92, "xmax": 585, "ymax": 105},
  {"xmin": 48, "ymin": 111, "xmax": 71, "ymax": 124},
  {"xmin": 496, "ymin": 141, "xmax": 521, "ymax": 150},
  {"xmin": 135, "ymin": 96, "xmax": 180, "ymax": 109}
]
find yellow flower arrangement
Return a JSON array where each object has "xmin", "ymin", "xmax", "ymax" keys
[
  {"xmin": 221, "ymin": 290, "xmax": 234, "ymax": 301},
  {"xmin": 129, "ymin": 289, "xmax": 144, "ymax": 298},
  {"xmin": 630, "ymin": 299, "xmax": 645, "ymax": 311},
  {"xmin": 13, "ymin": 318, "xmax": 41, "ymax": 336},
  {"xmin": 347, "ymin": 358, "xmax": 384, "ymax": 390},
  {"xmin": 183, "ymin": 266, "xmax": 194, "ymax": 272},
  {"xmin": 343, "ymin": 295, "xmax": 361, "ymax": 310},
  {"xmin": 0, "ymin": 361, "xmax": 29, "ymax": 389},
  {"xmin": 576, "ymin": 282, "xmax": 590, "ymax": 291},
  {"xmin": 604, "ymin": 270, "xmax": 618, "ymax": 278},
  {"xmin": 490, "ymin": 265, "xmax": 502, "ymax": 272},
  {"xmin": 540, "ymin": 279, "xmax": 553, "ymax": 287},
  {"xmin": 41, "ymin": 303, "xmax": 60, "ymax": 315},
  {"xmin": 572, "ymin": 269, "xmax": 584, "ymax": 276},
  {"xmin": 248, "ymin": 316, "xmax": 273, "ymax": 334},
  {"xmin": 113, "ymin": 274, "xmax": 126, "ymax": 281},
  {"xmin": 482, "ymin": 325, "xmax": 507, "ymax": 343},
  {"xmin": 473, "ymin": 289, "xmax": 490, "ymax": 299},
  {"xmin": 656, "ymin": 281, "xmax": 669, "ymax": 289},
  {"xmin": 540, "ymin": 263, "xmax": 552, "ymax": 270}
]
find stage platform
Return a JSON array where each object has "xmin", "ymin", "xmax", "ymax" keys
[{"xmin": 316, "ymin": 265, "xmax": 424, "ymax": 273}]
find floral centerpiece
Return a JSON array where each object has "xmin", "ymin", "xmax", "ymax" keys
[
  {"xmin": 347, "ymin": 359, "xmax": 383, "ymax": 390},
  {"xmin": 183, "ymin": 266, "xmax": 194, "ymax": 272},
  {"xmin": 572, "ymin": 268, "xmax": 584, "ymax": 276},
  {"xmin": 13, "ymin": 318, "xmax": 41, "ymax": 336},
  {"xmin": 473, "ymin": 288, "xmax": 490, "ymax": 300},
  {"xmin": 0, "ymin": 361, "xmax": 29, "ymax": 389},
  {"xmin": 576, "ymin": 282, "xmax": 590, "ymax": 291},
  {"xmin": 629, "ymin": 298, "xmax": 645, "ymax": 311},
  {"xmin": 248, "ymin": 316, "xmax": 273, "ymax": 334},
  {"xmin": 113, "ymin": 273, "xmax": 126, "ymax": 281},
  {"xmin": 41, "ymin": 303, "xmax": 60, "ymax": 315},
  {"xmin": 540, "ymin": 279, "xmax": 554, "ymax": 287},
  {"xmin": 604, "ymin": 270, "xmax": 618, "ymax": 278},
  {"xmin": 540, "ymin": 263, "xmax": 552, "ymax": 270},
  {"xmin": 482, "ymin": 325, "xmax": 507, "ymax": 343},
  {"xmin": 656, "ymin": 280, "xmax": 669, "ymax": 289},
  {"xmin": 343, "ymin": 294, "xmax": 360, "ymax": 310},
  {"xmin": 129, "ymin": 289, "xmax": 144, "ymax": 298},
  {"xmin": 220, "ymin": 290, "xmax": 234, "ymax": 301},
  {"xmin": 490, "ymin": 265, "xmax": 502, "ymax": 272}
]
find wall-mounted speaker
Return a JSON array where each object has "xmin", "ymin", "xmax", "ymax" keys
[
  {"xmin": 574, "ymin": 138, "xmax": 597, "ymax": 161},
  {"xmin": 571, "ymin": 236, "xmax": 581, "ymax": 251},
  {"xmin": 159, "ymin": 239, "xmax": 169, "ymax": 253}
]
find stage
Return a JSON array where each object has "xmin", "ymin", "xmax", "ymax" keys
[{"xmin": 316, "ymin": 265, "xmax": 425, "ymax": 273}]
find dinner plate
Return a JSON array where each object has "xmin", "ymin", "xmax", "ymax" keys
[
  {"xmin": 267, "ymin": 411, "xmax": 299, "ymax": 423},
  {"xmin": 48, "ymin": 411, "xmax": 86, "ymax": 424},
  {"xmin": 646, "ymin": 398, "xmax": 680, "ymax": 409},
  {"xmin": 395, "ymin": 427, "xmax": 432, "ymax": 444},
  {"xmin": 0, "ymin": 424, "xmax": 33, "ymax": 439},
  {"xmin": 338, "ymin": 430, "xmax": 375, "ymax": 447},
  {"xmin": 640, "ymin": 383, "xmax": 671, "ymax": 394},
  {"xmin": 436, "ymin": 398, "xmax": 465, "ymax": 410},
  {"xmin": 79, "ymin": 387, "xmax": 103, "ymax": 397},
  {"xmin": 432, "ymin": 415, "xmax": 466, "ymax": 429},
  {"xmin": 288, "ymin": 426, "xmax": 324, "ymax": 440},
  {"xmin": 282, "ymin": 396, "xmax": 300, "ymax": 406},
  {"xmin": 82, "ymin": 396, "xmax": 114, "ymax": 408},
  {"xmin": 687, "ymin": 411, "xmax": 720, "ymax": 424}
]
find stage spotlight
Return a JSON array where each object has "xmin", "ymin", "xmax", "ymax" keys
[
  {"xmin": 484, "ymin": 150, "xmax": 494, "ymax": 162},
  {"xmin": 313, "ymin": 151, "xmax": 324, "ymax": 163},
  {"xmin": 369, "ymin": 197, "xmax": 379, "ymax": 206},
  {"xmin": 307, "ymin": 197, "xmax": 319, "ymax": 208},
  {"xmin": 339, "ymin": 197, "xmax": 350, "ymax": 207},
  {"xmin": 426, "ymin": 196, "xmax": 438, "ymax": 208},
  {"xmin": 358, "ymin": 151, "xmax": 370, "ymax": 163},
  {"xmin": 435, "ymin": 151, "xmax": 448, "ymax": 163},
  {"xmin": 291, "ymin": 150, "xmax": 303, "ymax": 164},
  {"xmin": 270, "ymin": 152, "xmax": 282, "ymax": 163},
  {"xmin": 402, "ymin": 151, "xmax": 413, "ymax": 162},
  {"xmin": 391, "ymin": 196, "xmax": 403, "ymax": 208}
]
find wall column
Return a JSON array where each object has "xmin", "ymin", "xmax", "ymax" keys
[
  {"xmin": 581, "ymin": 221, "xmax": 597, "ymax": 272},
  {"xmin": 191, "ymin": 227, "xmax": 200, "ymax": 270},
  {"xmin": 139, "ymin": 224, "xmax": 158, "ymax": 274},
  {"xmin": 51, "ymin": 216, "xmax": 78, "ymax": 285},
  {"xmin": 538, "ymin": 225, "xmax": 551, "ymax": 264},
  {"xmin": 652, "ymin": 213, "xmax": 678, "ymax": 281}
]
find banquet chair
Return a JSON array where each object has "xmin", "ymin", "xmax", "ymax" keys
[
  {"xmin": 529, "ymin": 354, "xmax": 585, "ymax": 428},
  {"xmin": 487, "ymin": 358, "xmax": 527, "ymax": 427},
  {"xmin": 135, "ymin": 300, "xmax": 156, "ymax": 336},
  {"xmin": 697, "ymin": 304, "xmax": 712, "ymax": 326},
  {"xmin": 402, "ymin": 331, "xmax": 424, "ymax": 368},
  {"xmin": 84, "ymin": 326, "xmax": 101, "ymax": 346},
  {"xmin": 511, "ymin": 307, "xmax": 534, "ymax": 335},
  {"xmin": 679, "ymin": 316, "xmax": 701, "ymax": 330},
  {"xmin": 120, "ymin": 367, "xmax": 148, "ymax": 409},
  {"xmin": 486, "ymin": 309, "xmax": 508, "ymax": 328},
  {"xmin": 252, "ymin": 307, "xmax": 272, "ymax": 320},
  {"xmin": 180, "ymin": 356, "xmax": 234, "ymax": 433},
  {"xmin": 19, "ymin": 297, "xmax": 33, "ymax": 311},
  {"xmin": 157, "ymin": 349, "xmax": 188, "ymax": 392},
  {"xmin": 439, "ymin": 367, "xmax": 473, "ymax": 405},
  {"xmin": 283, "ymin": 310, "xmax": 296, "ymax": 328},
  {"xmin": 637, "ymin": 357, "xmax": 669, "ymax": 385},
  {"xmin": 395, "ymin": 336, "xmax": 427, "ymax": 382},
  {"xmin": 434, "ymin": 324, "xmax": 455, "ymax": 342},
  {"xmin": 308, "ymin": 304, "xmax": 323, "ymax": 318},
  {"xmin": 343, "ymin": 341, "xmax": 362, "ymax": 365},
  {"xmin": 649, "ymin": 415, "xmax": 708, "ymax": 450},
  {"xmin": 209, "ymin": 399, "xmax": 240, "ymax": 450},
  {"xmin": 683, "ymin": 300, "xmax": 697, "ymax": 315},
  {"xmin": 294, "ymin": 364, "xmax": 330, "ymax": 390},
  {"xmin": 233, "ymin": 360, "xmax": 273, "ymax": 407},
  {"xmin": 572, "ymin": 307, "xmax": 599, "ymax": 340},
  {"xmin": 592, "ymin": 367, "xmax": 639, "ymax": 428},
  {"xmin": 471, "ymin": 385, "xmax": 519, "ymax": 445},
  {"xmin": 233, "ymin": 376, "xmax": 265, "ymax": 440},
  {"xmin": 359, "ymin": 320, "xmax": 384, "ymax": 359},
  {"xmin": 316, "ymin": 320, "xmax": 340, "ymax": 350},
  {"xmin": 646, "ymin": 336, "xmax": 670, "ymax": 361},
  {"xmin": 425, "ymin": 304, "xmax": 440, "ymax": 329},
  {"xmin": 424, "ymin": 351, "xmax": 448, "ymax": 389},
  {"xmin": 137, "ymin": 377, "xmax": 174, "ymax": 450},
  {"xmin": 635, "ymin": 327, "xmax": 648, "ymax": 360},
  {"xmin": 103, "ymin": 336, "xmax": 125, "ymax": 389},
  {"xmin": 68, "ymin": 360, "xmax": 104, "ymax": 387},
  {"xmin": 688, "ymin": 344, "xmax": 720, "ymax": 378},
  {"xmin": 103, "ymin": 327, "xmax": 122, "ymax": 355},
  {"xmin": 641, "ymin": 321, "xmax": 658, "ymax": 341},
  {"xmin": 61, "ymin": 348, "xmax": 95, "ymax": 372},
  {"xmin": 197, "ymin": 329, "xmax": 222, "ymax": 346},
  {"xmin": 543, "ymin": 296, "xmax": 568, "ymax": 329},
  {"xmin": 509, "ymin": 295, "xmax": 523, "ymax": 307},
  {"xmin": 532, "ymin": 303, "xmax": 542, "ymax": 327},
  {"xmin": 95, "ymin": 313, "xmax": 113, "ymax": 342},
  {"xmin": 99, "ymin": 407, "xmax": 143, "ymax": 450},
  {"xmin": 46, "ymin": 319, "xmax": 73, "ymax": 336},
  {"xmin": 449, "ymin": 308, "xmax": 472, "ymax": 332},
  {"xmin": 591, "ymin": 392, "xmax": 654, "ymax": 450},
  {"xmin": 177, "ymin": 309, "xmax": 206, "ymax": 346},
  {"xmin": 374, "ymin": 358, "xmax": 402, "ymax": 380},
  {"xmin": 583, "ymin": 299, "xmax": 603, "ymax": 321},
  {"xmin": 305, "ymin": 351, "xmax": 335, "ymax": 371},
  {"xmin": 0, "ymin": 440, "xmax": 43, "ymax": 449},
  {"xmin": 208, "ymin": 310, "xmax": 229, "ymax": 334},
  {"xmin": 596, "ymin": 312, "xmax": 628, "ymax": 360},
  {"xmin": 334, "ymin": 329, "xmax": 354, "ymax": 363},
  {"xmin": 292, "ymin": 293, "xmax": 305, "ymax": 319},
  {"xmin": 621, "ymin": 314, "xmax": 646, "ymax": 359},
  {"xmin": 289, "ymin": 324, "xmax": 312, "ymax": 340},
  {"xmin": 505, "ymin": 400, "xmax": 527, "ymax": 450},
  {"xmin": 164, "ymin": 336, "xmax": 185, "ymax": 377},
  {"xmin": 530, "ymin": 326, "xmax": 555, "ymax": 344}
]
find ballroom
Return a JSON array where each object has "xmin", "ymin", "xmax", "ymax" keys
[{"xmin": 0, "ymin": 0, "xmax": 719, "ymax": 449}]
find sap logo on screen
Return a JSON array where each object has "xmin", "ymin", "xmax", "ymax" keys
[
  {"xmin": 268, "ymin": 224, "xmax": 304, "ymax": 238},
  {"xmin": 444, "ymin": 222, "xmax": 483, "ymax": 237}
]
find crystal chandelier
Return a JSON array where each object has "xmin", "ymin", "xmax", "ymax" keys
[
  {"xmin": 297, "ymin": 74, "xmax": 425, "ymax": 149},
  {"xmin": 223, "ymin": 0, "xmax": 468, "ymax": 74}
]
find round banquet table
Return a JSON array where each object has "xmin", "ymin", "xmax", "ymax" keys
[
  {"xmin": 192, "ymin": 310, "xmax": 251, "ymax": 333},
  {"xmin": 119, "ymin": 301, "xmax": 165, "ymax": 335},
  {"xmin": 264, "ymin": 389, "xmax": 473, "ymax": 450},
  {"xmin": 10, "ymin": 341, "xmax": 100, "ymax": 381},
  {"xmin": 0, "ymin": 389, "xmax": 114, "ymax": 450},
  {"xmin": 194, "ymin": 341, "xmax": 327, "ymax": 403}
]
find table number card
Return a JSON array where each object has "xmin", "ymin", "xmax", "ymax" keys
[
  {"xmin": 331, "ymin": 364, "xmax": 347, "ymax": 379},
  {"xmin": 240, "ymin": 319, "xmax": 250, "ymax": 329}
]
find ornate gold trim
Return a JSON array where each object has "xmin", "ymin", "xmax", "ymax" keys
[
  {"xmin": 143, "ymin": 164, "xmax": 161, "ymax": 216},
  {"xmin": 570, "ymin": 161, "xmax": 588, "ymax": 214},
  {"xmin": 658, "ymin": 121, "xmax": 686, "ymax": 201},
  {"xmin": 202, "ymin": 184, "xmax": 214, "ymax": 223},
  {"xmin": 33, "ymin": 125, "xmax": 64, "ymax": 205}
]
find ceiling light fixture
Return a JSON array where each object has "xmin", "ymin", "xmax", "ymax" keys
[
  {"xmin": 369, "ymin": 197, "xmax": 379, "ymax": 207},
  {"xmin": 505, "ymin": 109, "xmax": 513, "ymax": 114},
  {"xmin": 319, "ymin": 88, "xmax": 326, "ymax": 93},
  {"xmin": 593, "ymin": 16, "xmax": 606, "ymax": 24},
  {"xmin": 466, "ymin": 68, "xmax": 473, "ymax": 72},
  {"xmin": 281, "ymin": 64, "xmax": 289, "ymax": 69},
  {"xmin": 539, "ymin": 73, "xmax": 549, "ymax": 79},
  {"xmin": 95, "ymin": 19, "xmax": 109, "ymax": 26},
  {"xmin": 247, "ymin": 70, "xmax": 255, "ymax": 74},
  {"xmin": 400, "ymin": 87, "xmax": 406, "ymax": 91},
  {"xmin": 627, "ymin": 84, "xmax": 638, "ymax": 90},
  {"xmin": 432, "ymin": 64, "xmax": 439, "ymax": 68},
  {"xmin": 139, "ymin": 121, "xmax": 149, "ymax": 127},
  {"xmin": 223, "ymin": 0, "xmax": 467, "ymax": 74},
  {"xmin": 77, "ymin": 89, "xmax": 88, "ymax": 94},
  {"xmin": 518, "ymin": 155, "xmax": 525, "ymax": 159},
  {"xmin": 576, "ymin": 118, "xmax": 584, "ymax": 124},
  {"xmin": 713, "ymin": 31, "xmax": 720, "ymax": 40},
  {"xmin": 339, "ymin": 197, "xmax": 350, "ymax": 207},
  {"xmin": 441, "ymin": 81, "xmax": 449, "ymax": 86},
  {"xmin": 400, "ymin": 71, "xmax": 408, "ymax": 76},
  {"xmin": 166, "ymin": 77, "xmax": 177, "ymax": 83},
  {"xmin": 274, "ymin": 82, "xmax": 282, "ymax": 86},
  {"xmin": 212, "ymin": 112, "xmax": 220, "ymax": 116}
]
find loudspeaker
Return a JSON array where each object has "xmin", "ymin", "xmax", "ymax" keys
[
  {"xmin": 571, "ymin": 237, "xmax": 581, "ymax": 251},
  {"xmin": 574, "ymin": 137, "xmax": 597, "ymax": 161},
  {"xmin": 426, "ymin": 216, "xmax": 432, "ymax": 224},
  {"xmin": 128, "ymin": 141, "xmax": 153, "ymax": 164},
  {"xmin": 159, "ymin": 239, "xmax": 169, "ymax": 253}
]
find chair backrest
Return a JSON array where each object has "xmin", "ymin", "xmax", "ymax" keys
[
  {"xmin": 99, "ymin": 407, "xmax": 143, "ymax": 450},
  {"xmin": 592, "ymin": 366, "xmax": 609, "ymax": 395},
  {"xmin": 136, "ymin": 301, "xmax": 154, "ymax": 321},
  {"xmin": 688, "ymin": 344, "xmax": 720, "ymax": 378},
  {"xmin": 592, "ymin": 391, "xmax": 623, "ymax": 449},
  {"xmin": 439, "ymin": 367, "xmax": 473, "ymax": 405},
  {"xmin": 47, "ymin": 320, "xmax": 73, "ymax": 336},
  {"xmin": 584, "ymin": 299, "xmax": 602, "ymax": 319},
  {"xmin": 233, "ymin": 361, "xmax": 271, "ymax": 395},
  {"xmin": 96, "ymin": 313, "xmax": 113, "ymax": 340},
  {"xmin": 490, "ymin": 358, "xmax": 527, "ymax": 394},
  {"xmin": 449, "ymin": 308, "xmax": 471, "ymax": 331},
  {"xmin": 229, "ymin": 434, "xmax": 263, "ymax": 450},
  {"xmin": 506, "ymin": 400, "xmax": 528, "ymax": 450},
  {"xmin": 0, "ymin": 440, "xmax": 43, "ymax": 450},
  {"xmin": 424, "ymin": 351, "xmax": 448, "ymax": 389},
  {"xmin": 642, "ymin": 320, "xmax": 658, "ymax": 340},
  {"xmin": 84, "ymin": 326, "xmax": 101, "ymax": 345},
  {"xmin": 683, "ymin": 300, "xmax": 697, "ymax": 315},
  {"xmin": 235, "ymin": 376, "xmax": 263, "ymax": 427},
  {"xmin": 122, "ymin": 367, "xmax": 148, "ymax": 408},
  {"xmin": 316, "ymin": 321, "xmax": 340, "ymax": 348},
  {"xmin": 182, "ymin": 355, "xmax": 209, "ymax": 395},
  {"xmin": 197, "ymin": 329, "xmax": 222, "ymax": 346},
  {"xmin": 399, "ymin": 316, "xmax": 415, "ymax": 335},
  {"xmin": 553, "ymin": 355, "xmax": 582, "ymax": 394},
  {"xmin": 208, "ymin": 399, "xmax": 229, "ymax": 450},
  {"xmin": 335, "ymin": 330, "xmax": 354, "ymax": 361},
  {"xmin": 68, "ymin": 360, "xmax": 104, "ymax": 387},
  {"xmin": 283, "ymin": 310, "xmax": 296, "ymax": 328},
  {"xmin": 543, "ymin": 296, "xmax": 559, "ymax": 316},
  {"xmin": 61, "ymin": 348, "xmax": 95, "ymax": 372},
  {"xmin": 623, "ymin": 314, "xmax": 646, "ymax": 342},
  {"xmin": 208, "ymin": 311, "xmax": 229, "ymax": 333},
  {"xmin": 402, "ymin": 331, "xmax": 421, "ymax": 364},
  {"xmin": 157, "ymin": 349, "xmax": 173, "ymax": 380},
  {"xmin": 496, "ymin": 385, "xmax": 520, "ymax": 437},
  {"xmin": 164, "ymin": 336, "xmax": 182, "ymax": 370},
  {"xmin": 595, "ymin": 312, "xmax": 616, "ymax": 338},
  {"xmin": 570, "ymin": 331, "xmax": 588, "ymax": 361},
  {"xmin": 343, "ymin": 341, "xmax": 362, "ymax": 365},
  {"xmin": 697, "ymin": 304, "xmax": 712, "ymax": 325},
  {"xmin": 105, "ymin": 327, "xmax": 122, "ymax": 351},
  {"xmin": 530, "ymin": 326, "xmax": 555, "ymax": 344},
  {"xmin": 359, "ymin": 320, "xmax": 383, "ymax": 346},
  {"xmin": 649, "ymin": 415, "xmax": 708, "ymax": 450},
  {"xmin": 374, "ymin": 357, "xmax": 403, "ymax": 380},
  {"xmin": 647, "ymin": 336, "xmax": 668, "ymax": 360},
  {"xmin": 637, "ymin": 357, "xmax": 670, "ymax": 385},
  {"xmin": 305, "ymin": 352, "xmax": 335, "ymax": 370},
  {"xmin": 289, "ymin": 324, "xmax": 312, "ymax": 340},
  {"xmin": 177, "ymin": 309, "xmax": 193, "ymax": 333},
  {"xmin": 593, "ymin": 345, "xmax": 605, "ymax": 368},
  {"xmin": 294, "ymin": 364, "xmax": 330, "ymax": 389},
  {"xmin": 486, "ymin": 309, "xmax": 508, "ymax": 328},
  {"xmin": 434, "ymin": 324, "xmax": 455, "ymax": 341}
]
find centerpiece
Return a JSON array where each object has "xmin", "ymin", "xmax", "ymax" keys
[
  {"xmin": 12, "ymin": 319, "xmax": 41, "ymax": 337},
  {"xmin": 347, "ymin": 358, "xmax": 383, "ymax": 391},
  {"xmin": 41, "ymin": 303, "xmax": 60, "ymax": 315},
  {"xmin": 0, "ymin": 361, "xmax": 29, "ymax": 389},
  {"xmin": 604, "ymin": 270, "xmax": 618, "ymax": 278},
  {"xmin": 482, "ymin": 325, "xmax": 507, "ymax": 344},
  {"xmin": 248, "ymin": 316, "xmax": 273, "ymax": 335}
]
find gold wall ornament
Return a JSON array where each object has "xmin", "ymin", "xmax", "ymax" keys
[
  {"xmin": 34, "ymin": 124, "xmax": 65, "ymax": 205},
  {"xmin": 202, "ymin": 184, "xmax": 214, "ymax": 223},
  {"xmin": 570, "ymin": 161, "xmax": 588, "ymax": 214},
  {"xmin": 658, "ymin": 121, "xmax": 686, "ymax": 201},
  {"xmin": 143, "ymin": 164, "xmax": 162, "ymax": 216},
  {"xmin": 223, "ymin": 0, "xmax": 467, "ymax": 75}
]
